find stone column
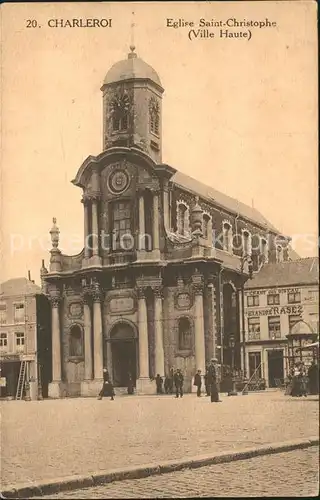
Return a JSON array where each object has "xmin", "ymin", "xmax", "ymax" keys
[
  {"xmin": 136, "ymin": 287, "xmax": 154, "ymax": 394},
  {"xmin": 51, "ymin": 296, "xmax": 62, "ymax": 382},
  {"xmin": 163, "ymin": 184, "xmax": 169, "ymax": 231},
  {"xmin": 137, "ymin": 288, "xmax": 149, "ymax": 378},
  {"xmin": 139, "ymin": 193, "xmax": 145, "ymax": 250},
  {"xmin": 154, "ymin": 288, "xmax": 164, "ymax": 377},
  {"xmin": 91, "ymin": 196, "xmax": 99, "ymax": 257},
  {"xmin": 208, "ymin": 278, "xmax": 217, "ymax": 360},
  {"xmin": 152, "ymin": 191, "xmax": 160, "ymax": 251},
  {"xmin": 92, "ymin": 283, "xmax": 103, "ymax": 381},
  {"xmin": 48, "ymin": 294, "xmax": 65, "ymax": 398},
  {"xmin": 193, "ymin": 273, "xmax": 206, "ymax": 374},
  {"xmin": 83, "ymin": 295, "xmax": 93, "ymax": 380},
  {"xmin": 82, "ymin": 195, "xmax": 90, "ymax": 259},
  {"xmin": 207, "ymin": 219, "xmax": 213, "ymax": 247}
]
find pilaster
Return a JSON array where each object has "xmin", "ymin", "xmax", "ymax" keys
[
  {"xmin": 92, "ymin": 278, "xmax": 104, "ymax": 381},
  {"xmin": 153, "ymin": 286, "xmax": 165, "ymax": 377},
  {"xmin": 192, "ymin": 271, "xmax": 206, "ymax": 374},
  {"xmin": 82, "ymin": 290, "xmax": 93, "ymax": 381}
]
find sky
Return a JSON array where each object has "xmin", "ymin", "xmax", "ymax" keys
[{"xmin": 1, "ymin": 1, "xmax": 318, "ymax": 285}]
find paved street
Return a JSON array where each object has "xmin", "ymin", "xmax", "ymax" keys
[
  {"xmin": 36, "ymin": 448, "xmax": 319, "ymax": 498},
  {"xmin": 1, "ymin": 391, "xmax": 318, "ymax": 489}
]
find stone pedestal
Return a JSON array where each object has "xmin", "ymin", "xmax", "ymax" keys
[
  {"xmin": 136, "ymin": 378, "xmax": 155, "ymax": 395},
  {"xmin": 29, "ymin": 380, "xmax": 38, "ymax": 400},
  {"xmin": 80, "ymin": 380, "xmax": 103, "ymax": 397},
  {"xmin": 48, "ymin": 381, "xmax": 67, "ymax": 399}
]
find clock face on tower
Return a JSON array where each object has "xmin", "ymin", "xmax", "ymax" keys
[
  {"xmin": 108, "ymin": 169, "xmax": 130, "ymax": 194},
  {"xmin": 110, "ymin": 92, "xmax": 130, "ymax": 115}
]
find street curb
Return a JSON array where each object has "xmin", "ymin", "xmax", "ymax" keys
[{"xmin": 1, "ymin": 437, "xmax": 319, "ymax": 498}]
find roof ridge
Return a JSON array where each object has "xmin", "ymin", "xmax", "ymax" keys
[{"xmin": 172, "ymin": 169, "xmax": 281, "ymax": 233}]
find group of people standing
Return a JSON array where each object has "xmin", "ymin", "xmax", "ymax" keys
[
  {"xmin": 159, "ymin": 358, "xmax": 221, "ymax": 402},
  {"xmin": 98, "ymin": 358, "xmax": 223, "ymax": 401},
  {"xmin": 157, "ymin": 368, "xmax": 184, "ymax": 397},
  {"xmin": 285, "ymin": 360, "xmax": 319, "ymax": 397}
]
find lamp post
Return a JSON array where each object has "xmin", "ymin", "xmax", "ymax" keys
[
  {"xmin": 228, "ymin": 334, "xmax": 238, "ymax": 396},
  {"xmin": 240, "ymin": 254, "xmax": 253, "ymax": 395}
]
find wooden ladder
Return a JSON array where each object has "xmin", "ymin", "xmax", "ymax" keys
[{"xmin": 16, "ymin": 361, "xmax": 27, "ymax": 400}]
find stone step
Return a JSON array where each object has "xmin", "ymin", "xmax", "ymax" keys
[{"xmin": 114, "ymin": 386, "xmax": 136, "ymax": 396}]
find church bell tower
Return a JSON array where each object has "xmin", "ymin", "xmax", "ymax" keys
[{"xmin": 101, "ymin": 46, "xmax": 164, "ymax": 163}]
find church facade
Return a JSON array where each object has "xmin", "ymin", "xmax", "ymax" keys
[{"xmin": 42, "ymin": 47, "xmax": 291, "ymax": 397}]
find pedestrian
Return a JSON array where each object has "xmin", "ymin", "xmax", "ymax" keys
[
  {"xmin": 174, "ymin": 368, "xmax": 184, "ymax": 398},
  {"xmin": 193, "ymin": 369, "xmax": 202, "ymax": 397},
  {"xmin": 285, "ymin": 368, "xmax": 294, "ymax": 396},
  {"xmin": 291, "ymin": 363, "xmax": 302, "ymax": 397},
  {"xmin": 97, "ymin": 368, "xmax": 115, "ymax": 401},
  {"xmin": 127, "ymin": 372, "xmax": 134, "ymax": 395},
  {"xmin": 155, "ymin": 374, "xmax": 163, "ymax": 394},
  {"xmin": 204, "ymin": 367, "xmax": 210, "ymax": 396},
  {"xmin": 299, "ymin": 364, "xmax": 308, "ymax": 397},
  {"xmin": 169, "ymin": 366, "xmax": 175, "ymax": 394},
  {"xmin": 308, "ymin": 361, "xmax": 319, "ymax": 395},
  {"xmin": 207, "ymin": 358, "xmax": 221, "ymax": 403}
]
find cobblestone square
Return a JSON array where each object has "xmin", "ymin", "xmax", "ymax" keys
[
  {"xmin": 37, "ymin": 448, "xmax": 320, "ymax": 498},
  {"xmin": 1, "ymin": 391, "xmax": 319, "ymax": 489}
]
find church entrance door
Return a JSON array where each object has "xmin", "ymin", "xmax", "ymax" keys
[{"xmin": 109, "ymin": 322, "xmax": 137, "ymax": 387}]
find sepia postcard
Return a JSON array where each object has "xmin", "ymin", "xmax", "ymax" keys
[{"xmin": 0, "ymin": 1, "xmax": 319, "ymax": 499}]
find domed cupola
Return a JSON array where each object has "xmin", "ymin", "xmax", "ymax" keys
[
  {"xmin": 101, "ymin": 46, "xmax": 164, "ymax": 163},
  {"xmin": 103, "ymin": 45, "xmax": 162, "ymax": 88}
]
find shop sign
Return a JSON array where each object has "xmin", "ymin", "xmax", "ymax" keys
[
  {"xmin": 246, "ymin": 287, "xmax": 301, "ymax": 296},
  {"xmin": 0, "ymin": 377, "xmax": 6, "ymax": 387},
  {"xmin": 21, "ymin": 354, "xmax": 35, "ymax": 361},
  {"xmin": 247, "ymin": 305, "xmax": 303, "ymax": 317}
]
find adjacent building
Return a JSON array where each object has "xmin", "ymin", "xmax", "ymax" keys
[
  {"xmin": 42, "ymin": 47, "xmax": 294, "ymax": 398},
  {"xmin": 243, "ymin": 257, "xmax": 319, "ymax": 388},
  {"xmin": 0, "ymin": 277, "xmax": 51, "ymax": 399}
]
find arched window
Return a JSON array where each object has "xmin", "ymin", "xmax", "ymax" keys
[
  {"xmin": 177, "ymin": 203, "xmax": 188, "ymax": 235},
  {"xmin": 149, "ymin": 97, "xmax": 160, "ymax": 135},
  {"xmin": 178, "ymin": 317, "xmax": 192, "ymax": 350},
  {"xmin": 242, "ymin": 230, "xmax": 252, "ymax": 256},
  {"xmin": 69, "ymin": 325, "xmax": 83, "ymax": 357},
  {"xmin": 202, "ymin": 214, "xmax": 211, "ymax": 239},
  {"xmin": 260, "ymin": 237, "xmax": 269, "ymax": 263},
  {"xmin": 276, "ymin": 245, "xmax": 284, "ymax": 263},
  {"xmin": 110, "ymin": 93, "xmax": 130, "ymax": 132},
  {"xmin": 223, "ymin": 222, "xmax": 232, "ymax": 252}
]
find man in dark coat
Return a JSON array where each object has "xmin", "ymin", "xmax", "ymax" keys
[
  {"xmin": 98, "ymin": 368, "xmax": 115, "ymax": 400},
  {"xmin": 174, "ymin": 368, "xmax": 184, "ymax": 398},
  {"xmin": 204, "ymin": 366, "xmax": 210, "ymax": 396},
  {"xmin": 194, "ymin": 369, "xmax": 202, "ymax": 397},
  {"xmin": 155, "ymin": 374, "xmax": 163, "ymax": 394},
  {"xmin": 127, "ymin": 372, "xmax": 134, "ymax": 395},
  {"xmin": 168, "ymin": 367, "xmax": 175, "ymax": 394},
  {"xmin": 207, "ymin": 358, "xmax": 221, "ymax": 403}
]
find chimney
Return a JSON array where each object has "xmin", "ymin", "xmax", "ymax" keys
[{"xmin": 28, "ymin": 270, "xmax": 31, "ymax": 281}]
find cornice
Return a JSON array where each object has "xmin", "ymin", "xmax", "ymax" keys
[{"xmin": 72, "ymin": 147, "xmax": 157, "ymax": 188}]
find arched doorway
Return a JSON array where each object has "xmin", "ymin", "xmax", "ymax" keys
[{"xmin": 109, "ymin": 322, "xmax": 137, "ymax": 387}]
